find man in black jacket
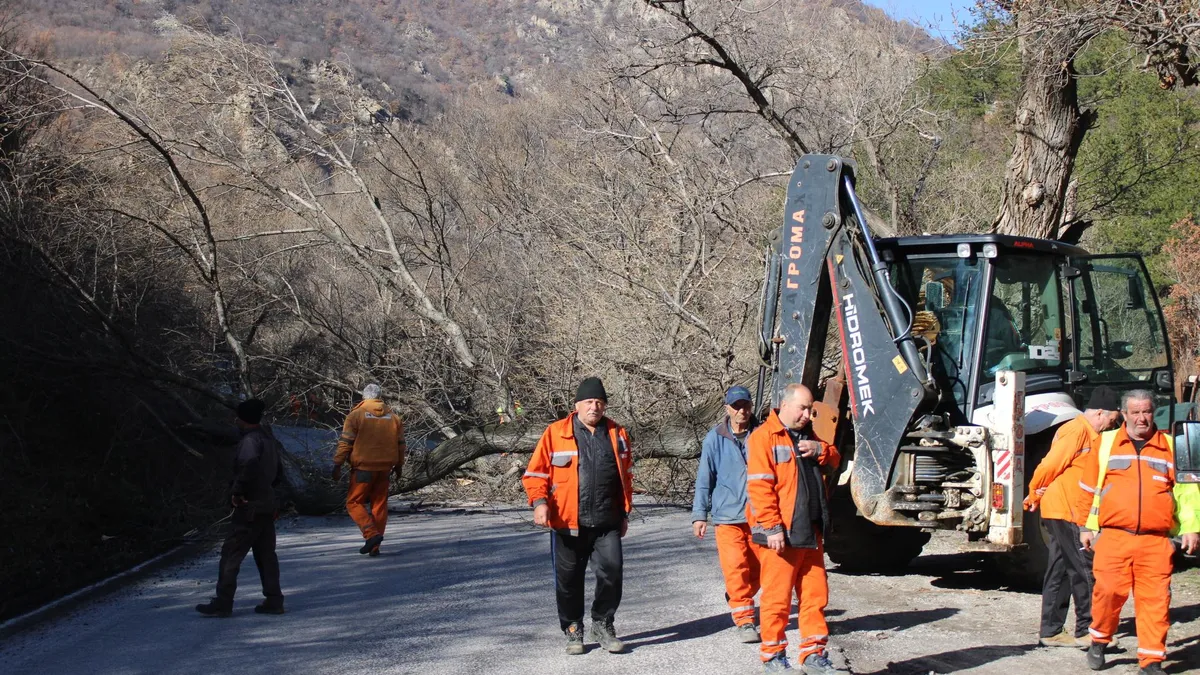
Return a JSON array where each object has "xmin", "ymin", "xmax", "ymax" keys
[{"xmin": 196, "ymin": 399, "xmax": 286, "ymax": 617}]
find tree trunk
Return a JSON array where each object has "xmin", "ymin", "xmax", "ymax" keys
[
  {"xmin": 993, "ymin": 10, "xmax": 1099, "ymax": 239},
  {"xmin": 395, "ymin": 406, "xmax": 722, "ymax": 493}
]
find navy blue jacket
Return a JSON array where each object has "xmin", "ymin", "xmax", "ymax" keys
[{"xmin": 691, "ymin": 417, "xmax": 756, "ymax": 525}]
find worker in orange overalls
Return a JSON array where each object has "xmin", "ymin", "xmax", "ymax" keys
[
  {"xmin": 332, "ymin": 384, "xmax": 406, "ymax": 557},
  {"xmin": 691, "ymin": 385, "xmax": 763, "ymax": 644},
  {"xmin": 1024, "ymin": 386, "xmax": 1120, "ymax": 648},
  {"xmin": 747, "ymin": 383, "xmax": 842, "ymax": 674},
  {"xmin": 1079, "ymin": 389, "xmax": 1200, "ymax": 674}
]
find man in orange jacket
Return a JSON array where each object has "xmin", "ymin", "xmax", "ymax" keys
[
  {"xmin": 523, "ymin": 377, "xmax": 634, "ymax": 656},
  {"xmin": 1079, "ymin": 390, "xmax": 1200, "ymax": 674},
  {"xmin": 1024, "ymin": 386, "xmax": 1120, "ymax": 648},
  {"xmin": 332, "ymin": 384, "xmax": 406, "ymax": 557},
  {"xmin": 747, "ymin": 383, "xmax": 842, "ymax": 674}
]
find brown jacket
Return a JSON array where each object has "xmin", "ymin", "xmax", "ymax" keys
[{"xmin": 334, "ymin": 399, "xmax": 406, "ymax": 471}]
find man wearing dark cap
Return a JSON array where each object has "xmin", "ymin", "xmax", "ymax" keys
[
  {"xmin": 691, "ymin": 385, "xmax": 764, "ymax": 644},
  {"xmin": 522, "ymin": 377, "xmax": 634, "ymax": 655},
  {"xmin": 196, "ymin": 399, "xmax": 286, "ymax": 617},
  {"xmin": 1023, "ymin": 386, "xmax": 1120, "ymax": 647}
]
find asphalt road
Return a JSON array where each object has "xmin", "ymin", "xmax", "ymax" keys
[{"xmin": 3, "ymin": 503, "xmax": 1198, "ymax": 674}]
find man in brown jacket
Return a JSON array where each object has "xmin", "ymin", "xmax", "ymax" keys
[{"xmin": 332, "ymin": 384, "xmax": 406, "ymax": 556}]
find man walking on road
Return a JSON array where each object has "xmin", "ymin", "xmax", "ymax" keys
[
  {"xmin": 196, "ymin": 399, "xmax": 286, "ymax": 617},
  {"xmin": 692, "ymin": 385, "xmax": 764, "ymax": 644},
  {"xmin": 523, "ymin": 377, "xmax": 634, "ymax": 656},
  {"xmin": 747, "ymin": 384, "xmax": 843, "ymax": 674},
  {"xmin": 1024, "ymin": 386, "xmax": 1120, "ymax": 649},
  {"xmin": 1079, "ymin": 390, "xmax": 1200, "ymax": 674},
  {"xmin": 332, "ymin": 384, "xmax": 406, "ymax": 557}
]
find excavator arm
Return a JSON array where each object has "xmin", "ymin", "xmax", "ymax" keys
[{"xmin": 758, "ymin": 156, "xmax": 1019, "ymax": 538}]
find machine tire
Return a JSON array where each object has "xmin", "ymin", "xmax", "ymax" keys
[
  {"xmin": 825, "ymin": 485, "xmax": 930, "ymax": 572},
  {"xmin": 995, "ymin": 506, "xmax": 1050, "ymax": 589}
]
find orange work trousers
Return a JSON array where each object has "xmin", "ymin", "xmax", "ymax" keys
[
  {"xmin": 347, "ymin": 469, "xmax": 391, "ymax": 540},
  {"xmin": 714, "ymin": 523, "xmax": 764, "ymax": 626},
  {"xmin": 758, "ymin": 537, "xmax": 829, "ymax": 663},
  {"xmin": 1089, "ymin": 529, "xmax": 1174, "ymax": 668}
]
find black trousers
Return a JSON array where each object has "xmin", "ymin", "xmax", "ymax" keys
[
  {"xmin": 554, "ymin": 526, "xmax": 622, "ymax": 631},
  {"xmin": 1040, "ymin": 517, "xmax": 1093, "ymax": 638},
  {"xmin": 216, "ymin": 509, "xmax": 283, "ymax": 604}
]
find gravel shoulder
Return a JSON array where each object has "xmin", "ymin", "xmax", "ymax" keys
[{"xmin": 2, "ymin": 503, "xmax": 1197, "ymax": 674}]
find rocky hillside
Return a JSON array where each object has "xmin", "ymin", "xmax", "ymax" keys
[{"xmin": 24, "ymin": 0, "xmax": 941, "ymax": 116}]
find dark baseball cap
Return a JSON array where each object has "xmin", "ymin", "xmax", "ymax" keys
[{"xmin": 724, "ymin": 386, "xmax": 753, "ymax": 406}]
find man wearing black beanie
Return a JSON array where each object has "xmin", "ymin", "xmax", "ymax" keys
[
  {"xmin": 196, "ymin": 398, "xmax": 286, "ymax": 617},
  {"xmin": 522, "ymin": 376, "xmax": 634, "ymax": 655}
]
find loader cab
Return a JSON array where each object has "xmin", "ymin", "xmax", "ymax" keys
[{"xmin": 879, "ymin": 235, "xmax": 1174, "ymax": 423}]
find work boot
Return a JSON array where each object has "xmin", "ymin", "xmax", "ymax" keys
[
  {"xmin": 1086, "ymin": 642, "xmax": 1106, "ymax": 670},
  {"xmin": 1075, "ymin": 634, "xmax": 1093, "ymax": 649},
  {"xmin": 1039, "ymin": 630, "xmax": 1079, "ymax": 648},
  {"xmin": 368, "ymin": 545, "xmax": 381, "ymax": 557},
  {"xmin": 254, "ymin": 598, "xmax": 285, "ymax": 615},
  {"xmin": 737, "ymin": 622, "xmax": 762, "ymax": 644},
  {"xmin": 802, "ymin": 651, "xmax": 840, "ymax": 675},
  {"xmin": 1139, "ymin": 664, "xmax": 1166, "ymax": 675},
  {"xmin": 195, "ymin": 598, "xmax": 232, "ymax": 618},
  {"xmin": 564, "ymin": 622, "xmax": 585, "ymax": 655},
  {"xmin": 359, "ymin": 534, "xmax": 383, "ymax": 555},
  {"xmin": 763, "ymin": 654, "xmax": 793, "ymax": 672},
  {"xmin": 590, "ymin": 619, "xmax": 625, "ymax": 653}
]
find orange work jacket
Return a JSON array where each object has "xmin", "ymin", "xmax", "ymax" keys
[
  {"xmin": 522, "ymin": 413, "xmax": 634, "ymax": 532},
  {"xmin": 334, "ymin": 399, "xmax": 406, "ymax": 471},
  {"xmin": 1025, "ymin": 414, "xmax": 1098, "ymax": 523},
  {"xmin": 746, "ymin": 409, "xmax": 839, "ymax": 547},
  {"xmin": 1079, "ymin": 426, "xmax": 1175, "ymax": 534}
]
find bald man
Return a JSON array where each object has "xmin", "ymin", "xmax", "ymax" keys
[{"xmin": 747, "ymin": 384, "xmax": 842, "ymax": 673}]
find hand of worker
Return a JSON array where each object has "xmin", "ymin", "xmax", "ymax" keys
[
  {"xmin": 797, "ymin": 441, "xmax": 821, "ymax": 459},
  {"xmin": 621, "ymin": 518, "xmax": 629, "ymax": 538},
  {"xmin": 1023, "ymin": 495, "xmax": 1038, "ymax": 512},
  {"xmin": 767, "ymin": 532, "xmax": 785, "ymax": 551},
  {"xmin": 692, "ymin": 520, "xmax": 707, "ymax": 539},
  {"xmin": 331, "ymin": 464, "xmax": 343, "ymax": 482},
  {"xmin": 1182, "ymin": 532, "xmax": 1199, "ymax": 556},
  {"xmin": 533, "ymin": 503, "xmax": 549, "ymax": 527},
  {"xmin": 231, "ymin": 494, "xmax": 248, "ymax": 508},
  {"xmin": 1080, "ymin": 530, "xmax": 1096, "ymax": 552}
]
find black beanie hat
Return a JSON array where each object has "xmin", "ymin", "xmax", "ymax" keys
[
  {"xmin": 237, "ymin": 398, "xmax": 266, "ymax": 424},
  {"xmin": 575, "ymin": 377, "xmax": 608, "ymax": 403},
  {"xmin": 1086, "ymin": 385, "xmax": 1120, "ymax": 412}
]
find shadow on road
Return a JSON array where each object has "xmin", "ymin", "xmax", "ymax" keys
[
  {"xmin": 854, "ymin": 643, "xmax": 1038, "ymax": 675},
  {"xmin": 833, "ymin": 552, "xmax": 1038, "ymax": 594},
  {"xmin": 832, "ymin": 607, "xmax": 958, "ymax": 634},
  {"xmin": 622, "ymin": 613, "xmax": 731, "ymax": 649}
]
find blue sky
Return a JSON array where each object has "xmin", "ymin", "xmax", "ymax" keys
[{"xmin": 864, "ymin": 0, "xmax": 978, "ymax": 41}]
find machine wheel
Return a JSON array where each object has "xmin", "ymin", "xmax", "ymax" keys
[
  {"xmin": 995, "ymin": 506, "xmax": 1050, "ymax": 589},
  {"xmin": 825, "ymin": 485, "xmax": 931, "ymax": 572}
]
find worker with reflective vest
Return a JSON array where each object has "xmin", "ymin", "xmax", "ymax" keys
[
  {"xmin": 1078, "ymin": 389, "xmax": 1200, "ymax": 675},
  {"xmin": 746, "ymin": 383, "xmax": 842, "ymax": 674},
  {"xmin": 1023, "ymin": 386, "xmax": 1120, "ymax": 648}
]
